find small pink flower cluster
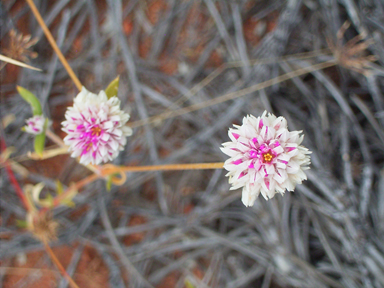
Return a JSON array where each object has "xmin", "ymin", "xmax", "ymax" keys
[
  {"xmin": 62, "ymin": 87, "xmax": 132, "ymax": 165},
  {"xmin": 24, "ymin": 115, "xmax": 45, "ymax": 135},
  {"xmin": 221, "ymin": 111, "xmax": 311, "ymax": 206}
]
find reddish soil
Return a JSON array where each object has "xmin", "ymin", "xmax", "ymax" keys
[{"xmin": 2, "ymin": 245, "xmax": 109, "ymax": 288}]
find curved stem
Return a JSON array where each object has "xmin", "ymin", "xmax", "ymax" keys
[{"xmin": 25, "ymin": 0, "xmax": 82, "ymax": 91}]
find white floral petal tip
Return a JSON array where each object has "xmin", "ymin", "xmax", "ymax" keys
[
  {"xmin": 221, "ymin": 111, "xmax": 311, "ymax": 207},
  {"xmin": 24, "ymin": 115, "xmax": 46, "ymax": 135},
  {"xmin": 62, "ymin": 86, "xmax": 133, "ymax": 165}
]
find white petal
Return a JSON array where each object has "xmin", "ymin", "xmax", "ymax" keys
[{"xmin": 286, "ymin": 161, "xmax": 300, "ymax": 174}]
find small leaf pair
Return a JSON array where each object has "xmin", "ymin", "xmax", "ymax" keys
[{"xmin": 17, "ymin": 86, "xmax": 48, "ymax": 156}]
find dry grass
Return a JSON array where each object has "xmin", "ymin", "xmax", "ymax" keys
[{"xmin": 1, "ymin": 0, "xmax": 384, "ymax": 287}]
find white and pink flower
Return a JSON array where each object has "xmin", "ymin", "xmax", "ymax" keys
[
  {"xmin": 221, "ymin": 111, "xmax": 311, "ymax": 207},
  {"xmin": 24, "ymin": 115, "xmax": 45, "ymax": 135},
  {"xmin": 62, "ymin": 87, "xmax": 132, "ymax": 165}
]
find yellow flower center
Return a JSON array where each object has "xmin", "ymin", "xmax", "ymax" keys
[
  {"xmin": 91, "ymin": 126, "xmax": 102, "ymax": 136},
  {"xmin": 262, "ymin": 152, "xmax": 273, "ymax": 163}
]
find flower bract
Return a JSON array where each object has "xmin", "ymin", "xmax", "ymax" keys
[
  {"xmin": 220, "ymin": 111, "xmax": 311, "ymax": 207},
  {"xmin": 24, "ymin": 115, "xmax": 45, "ymax": 135},
  {"xmin": 62, "ymin": 87, "xmax": 132, "ymax": 165}
]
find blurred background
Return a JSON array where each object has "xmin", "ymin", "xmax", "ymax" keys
[{"xmin": 1, "ymin": 0, "xmax": 384, "ymax": 287}]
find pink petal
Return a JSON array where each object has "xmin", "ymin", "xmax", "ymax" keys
[{"xmin": 232, "ymin": 159, "xmax": 243, "ymax": 165}]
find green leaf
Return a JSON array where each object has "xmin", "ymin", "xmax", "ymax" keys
[
  {"xmin": 16, "ymin": 219, "xmax": 28, "ymax": 228},
  {"xmin": 184, "ymin": 279, "xmax": 195, "ymax": 288},
  {"xmin": 34, "ymin": 119, "xmax": 48, "ymax": 156},
  {"xmin": 105, "ymin": 172, "xmax": 122, "ymax": 191},
  {"xmin": 56, "ymin": 180, "xmax": 64, "ymax": 195},
  {"xmin": 17, "ymin": 86, "xmax": 42, "ymax": 116},
  {"xmin": 34, "ymin": 133, "xmax": 46, "ymax": 156},
  {"xmin": 62, "ymin": 200, "xmax": 76, "ymax": 208},
  {"xmin": 45, "ymin": 193, "xmax": 54, "ymax": 206},
  {"xmin": 59, "ymin": 183, "xmax": 78, "ymax": 207},
  {"xmin": 105, "ymin": 76, "xmax": 120, "ymax": 99},
  {"xmin": 106, "ymin": 175, "xmax": 113, "ymax": 192}
]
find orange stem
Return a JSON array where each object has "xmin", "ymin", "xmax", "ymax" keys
[
  {"xmin": 43, "ymin": 241, "xmax": 80, "ymax": 288},
  {"xmin": 38, "ymin": 173, "xmax": 100, "ymax": 215},
  {"xmin": 53, "ymin": 173, "xmax": 99, "ymax": 208},
  {"xmin": 102, "ymin": 162, "xmax": 224, "ymax": 175},
  {"xmin": 44, "ymin": 162, "xmax": 223, "ymax": 212},
  {"xmin": 73, "ymin": 173, "xmax": 100, "ymax": 190},
  {"xmin": 25, "ymin": 0, "xmax": 82, "ymax": 91}
]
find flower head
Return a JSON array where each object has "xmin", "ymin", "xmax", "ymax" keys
[
  {"xmin": 24, "ymin": 115, "xmax": 45, "ymax": 135},
  {"xmin": 4, "ymin": 29, "xmax": 38, "ymax": 62},
  {"xmin": 328, "ymin": 21, "xmax": 377, "ymax": 76},
  {"xmin": 62, "ymin": 87, "xmax": 132, "ymax": 165},
  {"xmin": 221, "ymin": 111, "xmax": 311, "ymax": 207},
  {"xmin": 27, "ymin": 211, "xmax": 59, "ymax": 243}
]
